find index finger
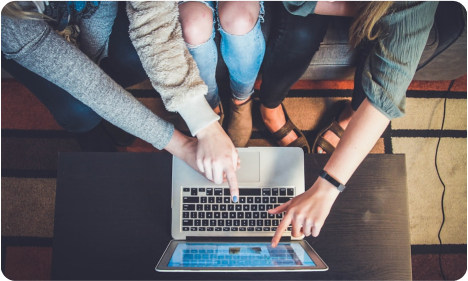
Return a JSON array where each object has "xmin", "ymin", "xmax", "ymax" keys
[
  {"xmin": 271, "ymin": 213, "xmax": 292, "ymax": 248},
  {"xmin": 225, "ymin": 167, "xmax": 239, "ymax": 203}
]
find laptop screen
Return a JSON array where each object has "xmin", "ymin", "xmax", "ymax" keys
[{"xmin": 167, "ymin": 242, "xmax": 316, "ymax": 268}]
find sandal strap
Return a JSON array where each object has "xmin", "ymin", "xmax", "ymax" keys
[
  {"xmin": 271, "ymin": 119, "xmax": 296, "ymax": 142},
  {"xmin": 329, "ymin": 120, "xmax": 345, "ymax": 138},
  {"xmin": 287, "ymin": 135, "xmax": 311, "ymax": 153},
  {"xmin": 315, "ymin": 137, "xmax": 335, "ymax": 154}
]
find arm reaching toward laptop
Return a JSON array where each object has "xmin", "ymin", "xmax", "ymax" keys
[
  {"xmin": 266, "ymin": 1, "xmax": 436, "ymax": 247},
  {"xmin": 269, "ymin": 99, "xmax": 389, "ymax": 246},
  {"xmin": 126, "ymin": 1, "xmax": 240, "ymax": 201},
  {"xmin": 2, "ymin": 1, "xmax": 239, "ymax": 200}
]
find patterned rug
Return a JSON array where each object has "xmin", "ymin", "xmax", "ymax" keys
[{"xmin": 1, "ymin": 75, "xmax": 466, "ymax": 280}]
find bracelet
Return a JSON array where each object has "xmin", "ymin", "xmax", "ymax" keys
[{"xmin": 319, "ymin": 170, "xmax": 346, "ymax": 192}]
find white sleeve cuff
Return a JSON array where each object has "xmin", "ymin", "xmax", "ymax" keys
[{"xmin": 176, "ymin": 95, "xmax": 220, "ymax": 136}]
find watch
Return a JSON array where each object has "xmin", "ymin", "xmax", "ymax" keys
[{"xmin": 319, "ymin": 170, "xmax": 346, "ymax": 192}]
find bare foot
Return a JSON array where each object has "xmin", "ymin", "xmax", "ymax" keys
[
  {"xmin": 260, "ymin": 104, "xmax": 298, "ymax": 146},
  {"xmin": 317, "ymin": 102, "xmax": 355, "ymax": 154}
]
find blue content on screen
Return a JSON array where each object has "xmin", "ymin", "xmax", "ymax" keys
[{"xmin": 167, "ymin": 242, "xmax": 316, "ymax": 267}]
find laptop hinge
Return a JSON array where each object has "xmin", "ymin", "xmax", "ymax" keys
[{"xmin": 186, "ymin": 236, "xmax": 292, "ymax": 242}]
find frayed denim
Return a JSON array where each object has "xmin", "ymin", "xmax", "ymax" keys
[{"xmin": 183, "ymin": 1, "xmax": 265, "ymax": 108}]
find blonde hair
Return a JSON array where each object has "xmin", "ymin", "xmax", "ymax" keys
[
  {"xmin": 2, "ymin": 1, "xmax": 52, "ymax": 20},
  {"xmin": 349, "ymin": 2, "xmax": 394, "ymax": 47}
]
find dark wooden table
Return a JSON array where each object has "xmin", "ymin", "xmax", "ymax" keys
[{"xmin": 51, "ymin": 152, "xmax": 411, "ymax": 280}]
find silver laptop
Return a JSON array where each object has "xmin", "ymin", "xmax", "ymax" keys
[{"xmin": 156, "ymin": 147, "xmax": 328, "ymax": 272}]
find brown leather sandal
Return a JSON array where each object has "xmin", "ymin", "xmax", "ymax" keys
[
  {"xmin": 270, "ymin": 103, "xmax": 311, "ymax": 153},
  {"xmin": 312, "ymin": 100, "xmax": 350, "ymax": 154}
]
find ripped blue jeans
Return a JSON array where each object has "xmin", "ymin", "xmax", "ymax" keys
[{"xmin": 181, "ymin": 1, "xmax": 265, "ymax": 109}]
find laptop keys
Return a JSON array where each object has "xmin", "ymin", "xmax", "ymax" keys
[
  {"xmin": 182, "ymin": 220, "xmax": 193, "ymax": 226},
  {"xmin": 181, "ymin": 187, "xmax": 295, "ymax": 234},
  {"xmin": 183, "ymin": 204, "xmax": 195, "ymax": 211}
]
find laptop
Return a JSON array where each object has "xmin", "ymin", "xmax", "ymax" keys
[{"xmin": 156, "ymin": 147, "xmax": 328, "ymax": 272}]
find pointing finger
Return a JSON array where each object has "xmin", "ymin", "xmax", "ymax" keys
[
  {"xmin": 268, "ymin": 200, "xmax": 291, "ymax": 214},
  {"xmin": 225, "ymin": 167, "xmax": 239, "ymax": 203},
  {"xmin": 271, "ymin": 214, "xmax": 292, "ymax": 248}
]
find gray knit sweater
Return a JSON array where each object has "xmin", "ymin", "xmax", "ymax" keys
[{"xmin": 1, "ymin": 1, "xmax": 219, "ymax": 149}]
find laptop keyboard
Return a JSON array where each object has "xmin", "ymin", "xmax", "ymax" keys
[{"xmin": 181, "ymin": 187, "xmax": 294, "ymax": 232}]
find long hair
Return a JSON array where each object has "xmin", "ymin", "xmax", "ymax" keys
[
  {"xmin": 2, "ymin": 1, "xmax": 52, "ymax": 20},
  {"xmin": 349, "ymin": 2, "xmax": 394, "ymax": 48}
]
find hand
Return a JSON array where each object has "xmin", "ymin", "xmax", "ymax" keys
[
  {"xmin": 164, "ymin": 129, "xmax": 203, "ymax": 174},
  {"xmin": 195, "ymin": 122, "xmax": 240, "ymax": 202},
  {"xmin": 268, "ymin": 177, "xmax": 340, "ymax": 247}
]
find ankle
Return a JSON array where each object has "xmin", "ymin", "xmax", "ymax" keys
[
  {"xmin": 336, "ymin": 103, "xmax": 355, "ymax": 129},
  {"xmin": 232, "ymin": 97, "xmax": 251, "ymax": 106},
  {"xmin": 260, "ymin": 104, "xmax": 282, "ymax": 123},
  {"xmin": 213, "ymin": 105, "xmax": 221, "ymax": 115}
]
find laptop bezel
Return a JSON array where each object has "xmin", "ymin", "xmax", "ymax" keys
[{"xmin": 155, "ymin": 239, "xmax": 329, "ymax": 272}]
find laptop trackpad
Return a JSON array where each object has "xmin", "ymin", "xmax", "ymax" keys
[{"xmin": 236, "ymin": 152, "xmax": 260, "ymax": 182}]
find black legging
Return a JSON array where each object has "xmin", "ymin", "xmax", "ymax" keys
[
  {"xmin": 259, "ymin": 2, "xmax": 372, "ymax": 112},
  {"xmin": 259, "ymin": 2, "xmax": 329, "ymax": 108}
]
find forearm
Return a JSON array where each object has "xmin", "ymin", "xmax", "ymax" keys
[
  {"xmin": 323, "ymin": 98, "xmax": 390, "ymax": 185},
  {"xmin": 314, "ymin": 1, "xmax": 357, "ymax": 17},
  {"xmin": 3, "ymin": 18, "xmax": 175, "ymax": 150},
  {"xmin": 127, "ymin": 1, "xmax": 219, "ymax": 136}
]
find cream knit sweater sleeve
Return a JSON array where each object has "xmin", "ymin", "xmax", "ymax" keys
[{"xmin": 127, "ymin": 1, "xmax": 219, "ymax": 136}]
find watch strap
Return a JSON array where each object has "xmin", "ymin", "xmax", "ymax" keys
[{"xmin": 319, "ymin": 170, "xmax": 346, "ymax": 192}]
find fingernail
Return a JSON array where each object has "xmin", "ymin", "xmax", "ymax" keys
[{"xmin": 233, "ymin": 196, "xmax": 238, "ymax": 203}]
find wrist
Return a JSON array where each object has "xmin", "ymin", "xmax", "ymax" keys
[
  {"xmin": 164, "ymin": 129, "xmax": 191, "ymax": 156},
  {"xmin": 319, "ymin": 170, "xmax": 346, "ymax": 192},
  {"xmin": 196, "ymin": 121, "xmax": 222, "ymax": 140},
  {"xmin": 314, "ymin": 176, "xmax": 341, "ymax": 198}
]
